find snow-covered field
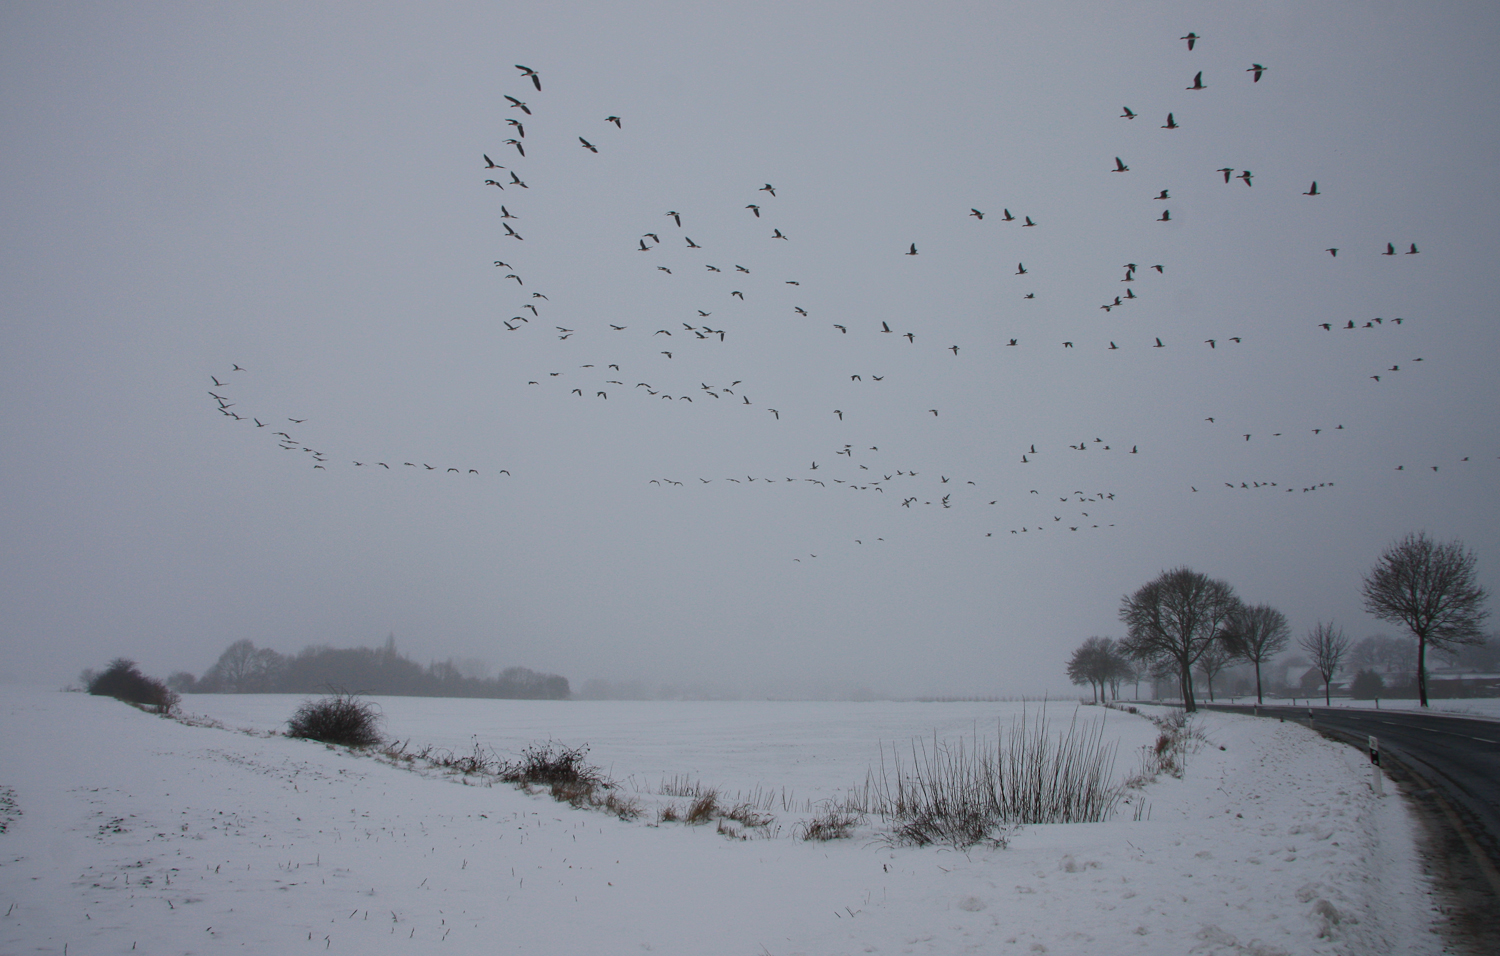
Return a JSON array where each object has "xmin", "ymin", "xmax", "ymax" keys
[{"xmin": 1, "ymin": 690, "xmax": 1441, "ymax": 955}]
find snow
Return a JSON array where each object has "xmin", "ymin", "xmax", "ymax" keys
[{"xmin": 1, "ymin": 690, "xmax": 1442, "ymax": 955}]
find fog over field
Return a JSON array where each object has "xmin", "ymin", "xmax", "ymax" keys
[{"xmin": 2, "ymin": 2, "xmax": 1497, "ymax": 697}]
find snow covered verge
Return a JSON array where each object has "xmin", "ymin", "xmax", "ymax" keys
[
  {"xmin": 1204, "ymin": 696, "xmax": 1500, "ymax": 720},
  {"xmin": 1, "ymin": 689, "xmax": 1441, "ymax": 955}
]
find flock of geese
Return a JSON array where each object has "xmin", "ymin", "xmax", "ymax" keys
[{"xmin": 208, "ymin": 43, "xmax": 1478, "ymax": 555}]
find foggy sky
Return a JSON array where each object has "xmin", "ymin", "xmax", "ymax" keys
[{"xmin": 3, "ymin": 1, "xmax": 1498, "ymax": 698}]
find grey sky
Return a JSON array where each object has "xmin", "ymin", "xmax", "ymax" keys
[{"xmin": 3, "ymin": 2, "xmax": 1498, "ymax": 698}]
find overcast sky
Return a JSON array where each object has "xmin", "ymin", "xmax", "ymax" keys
[{"xmin": 3, "ymin": 1, "xmax": 1498, "ymax": 698}]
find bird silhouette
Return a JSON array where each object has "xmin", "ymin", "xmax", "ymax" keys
[
  {"xmin": 606, "ymin": 115, "xmax": 622, "ymax": 127},
  {"xmin": 1113, "ymin": 156, "xmax": 1130, "ymax": 172},
  {"xmin": 906, "ymin": 243, "xmax": 918, "ymax": 255},
  {"xmin": 1162, "ymin": 113, "xmax": 1178, "ymax": 129},
  {"xmin": 504, "ymin": 95, "xmax": 531, "ymax": 115},
  {"xmin": 1182, "ymin": 32, "xmax": 1198, "ymax": 50},
  {"xmin": 1304, "ymin": 181, "xmax": 1319, "ymax": 196},
  {"xmin": 579, "ymin": 137, "xmax": 598, "ymax": 153},
  {"xmin": 1246, "ymin": 63, "xmax": 1266, "ymax": 82},
  {"xmin": 1120, "ymin": 106, "xmax": 1137, "ymax": 119},
  {"xmin": 515, "ymin": 65, "xmax": 541, "ymax": 90}
]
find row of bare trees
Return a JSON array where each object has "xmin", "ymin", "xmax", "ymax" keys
[{"xmin": 1070, "ymin": 532, "xmax": 1489, "ymax": 711}]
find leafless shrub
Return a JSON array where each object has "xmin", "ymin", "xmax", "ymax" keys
[
  {"xmin": 498, "ymin": 741, "xmax": 602, "ymax": 789},
  {"xmin": 287, "ymin": 690, "xmax": 384, "ymax": 747},
  {"xmin": 1122, "ymin": 709, "xmax": 1204, "ymax": 787}
]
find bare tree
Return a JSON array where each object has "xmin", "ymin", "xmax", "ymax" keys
[
  {"xmin": 1119, "ymin": 568, "xmax": 1241, "ymax": 712},
  {"xmin": 1221, "ymin": 603, "xmax": 1290, "ymax": 705},
  {"xmin": 1361, "ymin": 532, "xmax": 1490, "ymax": 707},
  {"xmin": 1194, "ymin": 640, "xmax": 1233, "ymax": 702},
  {"xmin": 1066, "ymin": 636, "xmax": 1122, "ymax": 703},
  {"xmin": 1299, "ymin": 622, "xmax": 1351, "ymax": 705}
]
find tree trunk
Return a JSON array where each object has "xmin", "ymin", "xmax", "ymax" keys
[
  {"xmin": 1323, "ymin": 675, "xmax": 1331, "ymax": 706},
  {"xmin": 1179, "ymin": 664, "xmax": 1197, "ymax": 713},
  {"xmin": 1417, "ymin": 637, "xmax": 1429, "ymax": 707},
  {"xmin": 1253, "ymin": 661, "xmax": 1264, "ymax": 705}
]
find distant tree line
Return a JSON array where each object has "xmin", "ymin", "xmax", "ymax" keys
[
  {"xmin": 170, "ymin": 636, "xmax": 570, "ymax": 700},
  {"xmin": 1066, "ymin": 532, "xmax": 1491, "ymax": 710}
]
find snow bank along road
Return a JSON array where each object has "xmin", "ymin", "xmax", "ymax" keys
[
  {"xmin": 1, "ymin": 690, "xmax": 1443, "ymax": 955},
  {"xmin": 1208, "ymin": 703, "xmax": 1500, "ymax": 951}
]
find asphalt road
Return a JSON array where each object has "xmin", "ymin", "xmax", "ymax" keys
[{"xmin": 1205, "ymin": 703, "xmax": 1500, "ymax": 950}]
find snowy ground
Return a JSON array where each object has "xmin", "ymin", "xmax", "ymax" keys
[{"xmin": 1, "ymin": 690, "xmax": 1442, "ymax": 955}]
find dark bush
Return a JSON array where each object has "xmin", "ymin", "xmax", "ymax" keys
[
  {"xmin": 87, "ymin": 658, "xmax": 180, "ymax": 714},
  {"xmin": 1350, "ymin": 669, "xmax": 1386, "ymax": 700},
  {"xmin": 286, "ymin": 690, "xmax": 384, "ymax": 747}
]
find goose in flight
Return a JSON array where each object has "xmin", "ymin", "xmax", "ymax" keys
[
  {"xmin": 506, "ymin": 118, "xmax": 524, "ymax": 138},
  {"xmin": 1022, "ymin": 216, "xmax": 1036, "ymax": 227},
  {"xmin": 1218, "ymin": 167, "xmax": 1234, "ymax": 183},
  {"xmin": 1161, "ymin": 113, "xmax": 1178, "ymax": 129},
  {"xmin": 1406, "ymin": 243, "xmax": 1419, "ymax": 254},
  {"xmin": 1001, "ymin": 209, "xmax": 1015, "ymax": 221},
  {"xmin": 1113, "ymin": 156, "xmax": 1130, "ymax": 172},
  {"xmin": 1016, "ymin": 262, "xmax": 1027, "ymax": 274},
  {"xmin": 666, "ymin": 211, "xmax": 681, "ymax": 226},
  {"xmin": 606, "ymin": 115, "xmax": 622, "ymax": 127},
  {"xmin": 579, "ymin": 137, "xmax": 598, "ymax": 153},
  {"xmin": 1181, "ymin": 32, "xmax": 1198, "ymax": 50},
  {"xmin": 504, "ymin": 95, "xmax": 531, "ymax": 115},
  {"xmin": 484, "ymin": 154, "xmax": 504, "ymax": 168},
  {"xmin": 1120, "ymin": 106, "xmax": 1136, "ymax": 119},
  {"xmin": 746, "ymin": 204, "xmax": 760, "ymax": 217},
  {"xmin": 1155, "ymin": 189, "xmax": 1169, "ymax": 199},
  {"xmin": 760, "ymin": 183, "xmax": 776, "ymax": 196},
  {"xmin": 1246, "ymin": 63, "xmax": 1266, "ymax": 82},
  {"xmin": 1304, "ymin": 181, "xmax": 1319, "ymax": 196},
  {"xmin": 1237, "ymin": 170, "xmax": 1253, "ymax": 186},
  {"xmin": 515, "ymin": 64, "xmax": 541, "ymax": 90},
  {"xmin": 970, "ymin": 208, "xmax": 984, "ymax": 219},
  {"xmin": 906, "ymin": 243, "xmax": 918, "ymax": 255},
  {"xmin": 1187, "ymin": 71, "xmax": 1206, "ymax": 90}
]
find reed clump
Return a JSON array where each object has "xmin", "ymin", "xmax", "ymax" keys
[{"xmin": 854, "ymin": 707, "xmax": 1122, "ymax": 848}]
